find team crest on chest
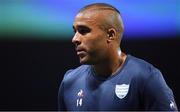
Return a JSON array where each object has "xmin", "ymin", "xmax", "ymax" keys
[{"xmin": 115, "ymin": 84, "xmax": 129, "ymax": 99}]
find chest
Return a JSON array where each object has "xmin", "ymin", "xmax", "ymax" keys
[{"xmin": 63, "ymin": 76, "xmax": 141, "ymax": 110}]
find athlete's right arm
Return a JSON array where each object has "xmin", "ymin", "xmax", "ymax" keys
[
  {"xmin": 58, "ymin": 70, "xmax": 74, "ymax": 111},
  {"xmin": 58, "ymin": 81, "xmax": 66, "ymax": 111}
]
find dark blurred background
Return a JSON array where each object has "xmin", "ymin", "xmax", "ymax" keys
[{"xmin": 0, "ymin": 0, "xmax": 179, "ymax": 110}]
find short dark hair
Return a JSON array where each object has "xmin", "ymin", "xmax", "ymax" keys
[
  {"xmin": 77, "ymin": 3, "xmax": 124, "ymax": 44},
  {"xmin": 79, "ymin": 3, "xmax": 120, "ymax": 14}
]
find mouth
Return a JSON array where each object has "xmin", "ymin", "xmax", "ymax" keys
[
  {"xmin": 76, "ymin": 47, "xmax": 87, "ymax": 57},
  {"xmin": 77, "ymin": 50, "xmax": 86, "ymax": 56}
]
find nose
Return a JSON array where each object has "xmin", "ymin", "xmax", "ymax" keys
[{"xmin": 72, "ymin": 32, "xmax": 81, "ymax": 45}]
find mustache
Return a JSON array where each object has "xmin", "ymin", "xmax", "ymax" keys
[{"xmin": 75, "ymin": 46, "xmax": 86, "ymax": 52}]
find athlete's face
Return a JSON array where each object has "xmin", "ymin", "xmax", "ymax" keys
[{"xmin": 72, "ymin": 11, "xmax": 109, "ymax": 64}]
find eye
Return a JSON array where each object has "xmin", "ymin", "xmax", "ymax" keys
[
  {"xmin": 73, "ymin": 26, "xmax": 76, "ymax": 33},
  {"xmin": 73, "ymin": 29, "xmax": 76, "ymax": 33},
  {"xmin": 77, "ymin": 26, "xmax": 91, "ymax": 35}
]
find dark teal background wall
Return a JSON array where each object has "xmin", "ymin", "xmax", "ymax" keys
[{"xmin": 1, "ymin": 0, "xmax": 179, "ymax": 39}]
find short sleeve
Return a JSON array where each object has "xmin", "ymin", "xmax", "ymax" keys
[
  {"xmin": 58, "ymin": 80, "xmax": 66, "ymax": 111},
  {"xmin": 58, "ymin": 70, "xmax": 73, "ymax": 111},
  {"xmin": 142, "ymin": 68, "xmax": 178, "ymax": 111}
]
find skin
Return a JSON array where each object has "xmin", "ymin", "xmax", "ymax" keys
[{"xmin": 72, "ymin": 9, "xmax": 127, "ymax": 78}]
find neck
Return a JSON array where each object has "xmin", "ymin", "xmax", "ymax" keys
[{"xmin": 92, "ymin": 49, "xmax": 126, "ymax": 78}]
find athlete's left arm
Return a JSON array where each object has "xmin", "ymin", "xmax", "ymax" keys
[{"xmin": 142, "ymin": 68, "xmax": 178, "ymax": 111}]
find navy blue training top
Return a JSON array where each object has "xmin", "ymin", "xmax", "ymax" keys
[{"xmin": 58, "ymin": 55, "xmax": 178, "ymax": 111}]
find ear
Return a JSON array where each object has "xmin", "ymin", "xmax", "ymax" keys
[{"xmin": 107, "ymin": 28, "xmax": 116, "ymax": 43}]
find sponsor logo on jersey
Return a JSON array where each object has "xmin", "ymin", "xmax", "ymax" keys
[
  {"xmin": 115, "ymin": 84, "xmax": 129, "ymax": 99},
  {"xmin": 170, "ymin": 100, "xmax": 177, "ymax": 110},
  {"xmin": 77, "ymin": 89, "xmax": 84, "ymax": 107}
]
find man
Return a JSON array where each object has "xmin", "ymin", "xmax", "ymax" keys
[{"xmin": 58, "ymin": 3, "xmax": 178, "ymax": 111}]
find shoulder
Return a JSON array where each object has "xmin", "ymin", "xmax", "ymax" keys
[
  {"xmin": 62, "ymin": 65, "xmax": 90, "ymax": 83},
  {"xmin": 127, "ymin": 55, "xmax": 177, "ymax": 110},
  {"xmin": 127, "ymin": 55, "xmax": 155, "ymax": 70},
  {"xmin": 126, "ymin": 55, "xmax": 161, "ymax": 79},
  {"xmin": 125, "ymin": 55, "xmax": 166, "ymax": 92}
]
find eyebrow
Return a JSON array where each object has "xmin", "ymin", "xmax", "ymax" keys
[{"xmin": 73, "ymin": 25, "xmax": 91, "ymax": 31}]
